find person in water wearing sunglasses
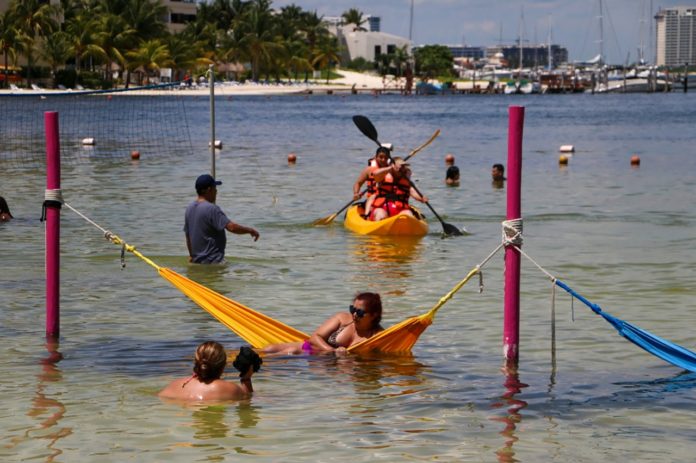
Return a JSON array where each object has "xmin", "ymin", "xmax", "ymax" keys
[{"xmin": 262, "ymin": 292, "xmax": 384, "ymax": 355}]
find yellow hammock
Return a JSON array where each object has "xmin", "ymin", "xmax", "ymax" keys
[{"xmin": 109, "ymin": 233, "xmax": 480, "ymax": 354}]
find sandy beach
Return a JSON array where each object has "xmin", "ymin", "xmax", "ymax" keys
[{"xmin": 0, "ymin": 69, "xmax": 392, "ymax": 96}]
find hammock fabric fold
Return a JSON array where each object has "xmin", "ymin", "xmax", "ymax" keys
[
  {"xmin": 159, "ymin": 268, "xmax": 308, "ymax": 348},
  {"xmin": 555, "ymin": 279, "xmax": 696, "ymax": 373},
  {"xmin": 106, "ymin": 232, "xmax": 477, "ymax": 354},
  {"xmin": 158, "ymin": 265, "xmax": 481, "ymax": 354}
]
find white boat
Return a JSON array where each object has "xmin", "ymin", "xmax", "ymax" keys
[
  {"xmin": 592, "ymin": 77, "xmax": 671, "ymax": 93},
  {"xmin": 504, "ymin": 79, "xmax": 541, "ymax": 94}
]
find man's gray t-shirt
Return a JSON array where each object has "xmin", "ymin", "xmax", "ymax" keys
[{"xmin": 184, "ymin": 200, "xmax": 231, "ymax": 263}]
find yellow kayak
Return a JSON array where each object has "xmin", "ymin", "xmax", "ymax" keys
[{"xmin": 344, "ymin": 204, "xmax": 428, "ymax": 236}]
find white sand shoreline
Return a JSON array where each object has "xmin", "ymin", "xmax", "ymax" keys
[{"xmin": 0, "ymin": 69, "xmax": 394, "ymax": 97}]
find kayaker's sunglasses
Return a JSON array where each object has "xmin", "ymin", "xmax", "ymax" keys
[{"xmin": 349, "ymin": 305, "xmax": 366, "ymax": 318}]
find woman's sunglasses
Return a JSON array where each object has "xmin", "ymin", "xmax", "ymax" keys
[{"xmin": 349, "ymin": 305, "xmax": 367, "ymax": 318}]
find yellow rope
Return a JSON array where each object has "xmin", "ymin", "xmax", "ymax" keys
[
  {"xmin": 105, "ymin": 232, "xmax": 161, "ymax": 271},
  {"xmin": 425, "ymin": 266, "xmax": 481, "ymax": 319}
]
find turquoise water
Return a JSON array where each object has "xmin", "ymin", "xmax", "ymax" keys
[{"xmin": 2, "ymin": 92, "xmax": 696, "ymax": 461}]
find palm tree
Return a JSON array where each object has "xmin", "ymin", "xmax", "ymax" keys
[
  {"xmin": 165, "ymin": 33, "xmax": 212, "ymax": 81},
  {"xmin": 286, "ymin": 39, "xmax": 312, "ymax": 82},
  {"xmin": 120, "ymin": 0, "xmax": 168, "ymax": 41},
  {"xmin": 40, "ymin": 31, "xmax": 73, "ymax": 87},
  {"xmin": 393, "ymin": 45, "xmax": 410, "ymax": 77},
  {"xmin": 234, "ymin": 0, "xmax": 282, "ymax": 82},
  {"xmin": 64, "ymin": 11, "xmax": 97, "ymax": 74},
  {"xmin": 126, "ymin": 39, "xmax": 172, "ymax": 85},
  {"xmin": 312, "ymin": 35, "xmax": 340, "ymax": 84},
  {"xmin": 341, "ymin": 8, "xmax": 367, "ymax": 32},
  {"xmin": 298, "ymin": 10, "xmax": 328, "ymax": 81},
  {"xmin": 0, "ymin": 10, "xmax": 28, "ymax": 88},
  {"xmin": 10, "ymin": 0, "xmax": 58, "ymax": 86},
  {"xmin": 90, "ymin": 13, "xmax": 135, "ymax": 83}
]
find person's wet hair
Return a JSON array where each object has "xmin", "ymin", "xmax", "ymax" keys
[
  {"xmin": 354, "ymin": 292, "xmax": 382, "ymax": 326},
  {"xmin": 193, "ymin": 341, "xmax": 227, "ymax": 384},
  {"xmin": 0, "ymin": 196, "xmax": 13, "ymax": 218},
  {"xmin": 232, "ymin": 346, "xmax": 262, "ymax": 377}
]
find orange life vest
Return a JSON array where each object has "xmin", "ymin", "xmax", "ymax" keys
[
  {"xmin": 365, "ymin": 158, "xmax": 393, "ymax": 197},
  {"xmin": 372, "ymin": 175, "xmax": 410, "ymax": 210}
]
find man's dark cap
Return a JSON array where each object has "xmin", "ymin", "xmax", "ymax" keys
[{"xmin": 195, "ymin": 174, "xmax": 222, "ymax": 190}]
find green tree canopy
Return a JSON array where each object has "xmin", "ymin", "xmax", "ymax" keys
[{"xmin": 413, "ymin": 45, "xmax": 453, "ymax": 79}]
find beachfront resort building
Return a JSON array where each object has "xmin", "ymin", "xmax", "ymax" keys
[
  {"xmin": 162, "ymin": 0, "xmax": 197, "ymax": 33},
  {"xmin": 325, "ymin": 16, "xmax": 411, "ymax": 64},
  {"xmin": 655, "ymin": 7, "xmax": 696, "ymax": 67}
]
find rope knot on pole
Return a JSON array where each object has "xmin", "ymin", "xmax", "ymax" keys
[
  {"xmin": 502, "ymin": 218, "xmax": 523, "ymax": 247},
  {"xmin": 41, "ymin": 189, "xmax": 64, "ymax": 222}
]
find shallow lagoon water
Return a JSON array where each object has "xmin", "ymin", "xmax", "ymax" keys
[{"xmin": 1, "ymin": 91, "xmax": 696, "ymax": 461}]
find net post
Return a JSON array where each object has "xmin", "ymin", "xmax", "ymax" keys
[
  {"xmin": 45, "ymin": 111, "xmax": 61, "ymax": 340},
  {"xmin": 209, "ymin": 64, "xmax": 216, "ymax": 177},
  {"xmin": 504, "ymin": 106, "xmax": 524, "ymax": 366}
]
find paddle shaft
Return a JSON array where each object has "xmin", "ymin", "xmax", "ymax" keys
[
  {"xmin": 335, "ymin": 190, "xmax": 365, "ymax": 216},
  {"xmin": 407, "ymin": 179, "xmax": 446, "ymax": 224}
]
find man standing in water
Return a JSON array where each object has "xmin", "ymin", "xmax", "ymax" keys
[
  {"xmin": 491, "ymin": 164, "xmax": 506, "ymax": 189},
  {"xmin": 184, "ymin": 174, "xmax": 260, "ymax": 264}
]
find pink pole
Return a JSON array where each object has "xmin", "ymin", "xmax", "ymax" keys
[
  {"xmin": 45, "ymin": 111, "xmax": 60, "ymax": 339},
  {"xmin": 504, "ymin": 106, "xmax": 524, "ymax": 365}
]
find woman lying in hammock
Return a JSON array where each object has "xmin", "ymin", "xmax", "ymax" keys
[{"xmin": 262, "ymin": 292, "xmax": 384, "ymax": 355}]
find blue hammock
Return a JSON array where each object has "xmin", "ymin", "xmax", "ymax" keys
[{"xmin": 555, "ymin": 280, "xmax": 696, "ymax": 373}]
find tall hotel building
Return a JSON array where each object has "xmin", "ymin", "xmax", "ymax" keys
[{"xmin": 655, "ymin": 7, "xmax": 696, "ymax": 66}]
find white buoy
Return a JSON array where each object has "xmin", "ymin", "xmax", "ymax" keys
[
  {"xmin": 208, "ymin": 140, "xmax": 223, "ymax": 149},
  {"xmin": 559, "ymin": 145, "xmax": 575, "ymax": 153},
  {"xmin": 82, "ymin": 137, "xmax": 95, "ymax": 146}
]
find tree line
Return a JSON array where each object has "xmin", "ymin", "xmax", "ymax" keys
[{"xmin": 0, "ymin": 0, "xmax": 455, "ymax": 89}]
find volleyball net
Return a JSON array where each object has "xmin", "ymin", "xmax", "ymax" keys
[{"xmin": 0, "ymin": 83, "xmax": 194, "ymax": 169}]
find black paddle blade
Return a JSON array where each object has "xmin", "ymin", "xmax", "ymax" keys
[
  {"xmin": 352, "ymin": 115, "xmax": 379, "ymax": 145},
  {"xmin": 441, "ymin": 222, "xmax": 465, "ymax": 237}
]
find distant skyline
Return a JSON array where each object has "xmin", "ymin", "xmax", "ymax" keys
[{"xmin": 270, "ymin": 0, "xmax": 695, "ymax": 65}]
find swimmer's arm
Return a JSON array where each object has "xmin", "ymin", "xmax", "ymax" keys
[
  {"xmin": 238, "ymin": 368, "xmax": 254, "ymax": 395},
  {"xmin": 309, "ymin": 314, "xmax": 343, "ymax": 351}
]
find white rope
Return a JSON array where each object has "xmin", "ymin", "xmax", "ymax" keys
[
  {"xmin": 62, "ymin": 202, "xmax": 116, "ymax": 241},
  {"xmin": 502, "ymin": 218, "xmax": 523, "ymax": 247},
  {"xmin": 473, "ymin": 241, "xmax": 507, "ymax": 293},
  {"xmin": 511, "ymin": 244, "xmax": 556, "ymax": 282},
  {"xmin": 44, "ymin": 189, "xmax": 64, "ymax": 203}
]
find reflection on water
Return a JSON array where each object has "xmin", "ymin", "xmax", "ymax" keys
[
  {"xmin": 334, "ymin": 353, "xmax": 427, "ymax": 398},
  {"xmin": 190, "ymin": 402, "xmax": 260, "ymax": 440},
  {"xmin": 349, "ymin": 236, "xmax": 423, "ymax": 294},
  {"xmin": 183, "ymin": 263, "xmax": 231, "ymax": 294},
  {"xmin": 490, "ymin": 365, "xmax": 529, "ymax": 463},
  {"xmin": 7, "ymin": 341, "xmax": 72, "ymax": 463}
]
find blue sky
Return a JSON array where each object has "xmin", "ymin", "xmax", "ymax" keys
[{"xmin": 271, "ymin": 0, "xmax": 694, "ymax": 65}]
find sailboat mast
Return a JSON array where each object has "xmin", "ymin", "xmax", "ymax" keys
[
  {"xmin": 547, "ymin": 15, "xmax": 553, "ymax": 70},
  {"xmin": 409, "ymin": 0, "xmax": 414, "ymax": 41},
  {"xmin": 599, "ymin": 0, "xmax": 605, "ymax": 64},
  {"xmin": 519, "ymin": 6, "xmax": 524, "ymax": 69}
]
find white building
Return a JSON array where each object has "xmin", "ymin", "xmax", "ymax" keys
[
  {"xmin": 655, "ymin": 7, "xmax": 696, "ymax": 66},
  {"xmin": 161, "ymin": 0, "xmax": 197, "ymax": 33},
  {"xmin": 334, "ymin": 26, "xmax": 411, "ymax": 63}
]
